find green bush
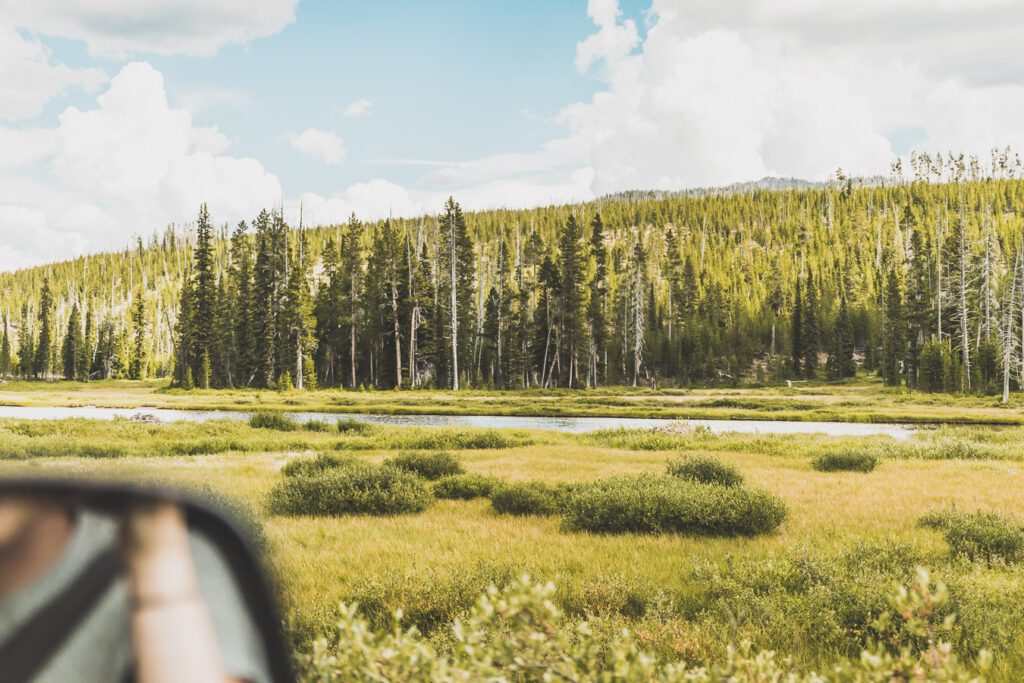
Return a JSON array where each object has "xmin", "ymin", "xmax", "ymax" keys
[
  {"xmin": 811, "ymin": 449, "xmax": 879, "ymax": 472},
  {"xmin": 303, "ymin": 419, "xmax": 333, "ymax": 432},
  {"xmin": 337, "ymin": 418, "xmax": 374, "ymax": 434},
  {"xmin": 248, "ymin": 411, "xmax": 299, "ymax": 431},
  {"xmin": 432, "ymin": 473, "xmax": 503, "ymax": 500},
  {"xmin": 384, "ymin": 451, "xmax": 465, "ymax": 480},
  {"xmin": 561, "ymin": 475, "xmax": 787, "ymax": 536},
  {"xmin": 267, "ymin": 463, "xmax": 433, "ymax": 516},
  {"xmin": 943, "ymin": 511, "xmax": 1024, "ymax": 563},
  {"xmin": 280, "ymin": 452, "xmax": 357, "ymax": 478},
  {"xmin": 491, "ymin": 481, "xmax": 564, "ymax": 516},
  {"xmin": 666, "ymin": 455, "xmax": 743, "ymax": 487}
]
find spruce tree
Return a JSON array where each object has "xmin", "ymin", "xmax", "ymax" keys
[
  {"xmin": 230, "ymin": 222, "xmax": 254, "ymax": 385},
  {"xmin": 0, "ymin": 317, "xmax": 10, "ymax": 377},
  {"xmin": 130, "ymin": 291, "xmax": 147, "ymax": 380},
  {"xmin": 558, "ymin": 214, "xmax": 587, "ymax": 387},
  {"xmin": 790, "ymin": 276, "xmax": 802, "ymax": 377},
  {"xmin": 881, "ymin": 263, "xmax": 906, "ymax": 386},
  {"xmin": 18, "ymin": 304, "xmax": 34, "ymax": 379},
  {"xmin": 801, "ymin": 271, "xmax": 819, "ymax": 378},
  {"xmin": 587, "ymin": 213, "xmax": 608, "ymax": 386},
  {"xmin": 62, "ymin": 303, "xmax": 83, "ymax": 381},
  {"xmin": 34, "ymin": 278, "xmax": 54, "ymax": 378},
  {"xmin": 191, "ymin": 204, "xmax": 217, "ymax": 382}
]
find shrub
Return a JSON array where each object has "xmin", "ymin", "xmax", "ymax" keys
[
  {"xmin": 491, "ymin": 481, "xmax": 563, "ymax": 516},
  {"xmin": 248, "ymin": 411, "xmax": 298, "ymax": 431},
  {"xmin": 303, "ymin": 419, "xmax": 333, "ymax": 432},
  {"xmin": 944, "ymin": 511, "xmax": 1024, "ymax": 563},
  {"xmin": 384, "ymin": 451, "xmax": 465, "ymax": 480},
  {"xmin": 433, "ymin": 473, "xmax": 502, "ymax": 500},
  {"xmin": 811, "ymin": 449, "xmax": 879, "ymax": 472},
  {"xmin": 281, "ymin": 452, "xmax": 357, "ymax": 478},
  {"xmin": 666, "ymin": 455, "xmax": 743, "ymax": 487},
  {"xmin": 561, "ymin": 475, "xmax": 787, "ymax": 536},
  {"xmin": 337, "ymin": 418, "xmax": 374, "ymax": 435},
  {"xmin": 267, "ymin": 463, "xmax": 433, "ymax": 516}
]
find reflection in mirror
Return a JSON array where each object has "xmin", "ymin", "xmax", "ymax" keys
[{"xmin": 0, "ymin": 485, "xmax": 281, "ymax": 683}]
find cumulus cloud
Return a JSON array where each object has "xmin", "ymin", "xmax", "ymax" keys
[
  {"xmin": 344, "ymin": 98, "xmax": 372, "ymax": 118},
  {"xmin": 282, "ymin": 128, "xmax": 346, "ymax": 166},
  {"xmin": 0, "ymin": 62, "xmax": 280, "ymax": 271},
  {"xmin": 0, "ymin": 0, "xmax": 299, "ymax": 56},
  {"xmin": 0, "ymin": 27, "xmax": 105, "ymax": 121}
]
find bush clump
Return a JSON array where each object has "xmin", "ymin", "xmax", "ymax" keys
[
  {"xmin": 666, "ymin": 455, "xmax": 743, "ymax": 487},
  {"xmin": 267, "ymin": 463, "xmax": 433, "ymax": 516},
  {"xmin": 943, "ymin": 511, "xmax": 1024, "ymax": 563},
  {"xmin": 384, "ymin": 451, "xmax": 465, "ymax": 480},
  {"xmin": 432, "ymin": 473, "xmax": 503, "ymax": 500},
  {"xmin": 337, "ymin": 418, "xmax": 374, "ymax": 435},
  {"xmin": 561, "ymin": 475, "xmax": 787, "ymax": 536},
  {"xmin": 280, "ymin": 452, "xmax": 357, "ymax": 478},
  {"xmin": 811, "ymin": 449, "xmax": 879, "ymax": 473},
  {"xmin": 248, "ymin": 410, "xmax": 299, "ymax": 431},
  {"xmin": 303, "ymin": 419, "xmax": 333, "ymax": 432},
  {"xmin": 491, "ymin": 481, "xmax": 564, "ymax": 516}
]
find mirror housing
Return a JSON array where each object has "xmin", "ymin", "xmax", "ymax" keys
[{"xmin": 0, "ymin": 476, "xmax": 295, "ymax": 683}]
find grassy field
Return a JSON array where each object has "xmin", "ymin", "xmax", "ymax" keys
[
  {"xmin": 2, "ymin": 415, "xmax": 1024, "ymax": 679},
  {"xmin": 5, "ymin": 376, "xmax": 1024, "ymax": 424}
]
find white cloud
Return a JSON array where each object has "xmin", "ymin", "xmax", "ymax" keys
[
  {"xmin": 344, "ymin": 98, "xmax": 372, "ymax": 118},
  {"xmin": 0, "ymin": 27, "xmax": 105, "ymax": 121},
  {"xmin": 0, "ymin": 61, "xmax": 280, "ymax": 272},
  {"xmin": 1, "ymin": 0, "xmax": 298, "ymax": 57},
  {"xmin": 282, "ymin": 128, "xmax": 346, "ymax": 166}
]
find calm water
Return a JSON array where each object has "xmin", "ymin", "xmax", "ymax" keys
[{"xmin": 0, "ymin": 405, "xmax": 916, "ymax": 439}]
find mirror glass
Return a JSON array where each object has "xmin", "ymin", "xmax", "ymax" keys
[{"xmin": 0, "ymin": 487, "xmax": 281, "ymax": 683}]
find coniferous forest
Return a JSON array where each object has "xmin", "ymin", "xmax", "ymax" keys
[{"xmin": 4, "ymin": 151, "xmax": 1024, "ymax": 396}]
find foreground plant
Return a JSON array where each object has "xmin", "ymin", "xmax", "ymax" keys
[{"xmin": 298, "ymin": 570, "xmax": 990, "ymax": 682}]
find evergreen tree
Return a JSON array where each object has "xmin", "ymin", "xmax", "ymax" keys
[
  {"xmin": 61, "ymin": 303, "xmax": 83, "ymax": 381},
  {"xmin": 130, "ymin": 291, "xmax": 148, "ymax": 380},
  {"xmin": 881, "ymin": 263, "xmax": 906, "ymax": 386},
  {"xmin": 191, "ymin": 204, "xmax": 217, "ymax": 382},
  {"xmin": 801, "ymin": 271, "xmax": 820, "ymax": 378},
  {"xmin": 587, "ymin": 213, "xmax": 608, "ymax": 387},
  {"xmin": 558, "ymin": 214, "xmax": 587, "ymax": 387},
  {"xmin": 0, "ymin": 317, "xmax": 10, "ymax": 377},
  {"xmin": 83, "ymin": 308, "xmax": 95, "ymax": 381},
  {"xmin": 34, "ymin": 278, "xmax": 54, "ymax": 378},
  {"xmin": 230, "ymin": 222, "xmax": 254, "ymax": 385},
  {"xmin": 790, "ymin": 276, "xmax": 803, "ymax": 377},
  {"xmin": 18, "ymin": 304, "xmax": 34, "ymax": 379},
  {"xmin": 438, "ymin": 198, "xmax": 474, "ymax": 389}
]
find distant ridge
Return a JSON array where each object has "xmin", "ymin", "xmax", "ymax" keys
[{"xmin": 599, "ymin": 175, "xmax": 889, "ymax": 201}]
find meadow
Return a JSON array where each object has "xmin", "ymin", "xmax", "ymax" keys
[{"xmin": 1, "ymin": 404, "xmax": 1023, "ymax": 680}]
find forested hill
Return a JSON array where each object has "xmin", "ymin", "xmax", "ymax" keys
[{"xmin": 3, "ymin": 155, "xmax": 1024, "ymax": 393}]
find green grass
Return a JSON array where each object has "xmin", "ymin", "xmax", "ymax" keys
[{"xmin": 3, "ymin": 414, "xmax": 1024, "ymax": 678}]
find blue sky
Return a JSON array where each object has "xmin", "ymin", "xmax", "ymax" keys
[{"xmin": 3, "ymin": 0, "xmax": 1024, "ymax": 271}]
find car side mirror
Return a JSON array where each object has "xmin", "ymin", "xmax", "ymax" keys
[{"xmin": 0, "ymin": 477, "xmax": 294, "ymax": 683}]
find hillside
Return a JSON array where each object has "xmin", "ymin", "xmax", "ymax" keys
[{"xmin": 2, "ymin": 160, "xmax": 1023, "ymax": 392}]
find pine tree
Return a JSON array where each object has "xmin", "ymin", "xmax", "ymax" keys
[
  {"xmin": 438, "ymin": 198, "xmax": 474, "ymax": 389},
  {"xmin": 62, "ymin": 303, "xmax": 83, "ymax": 381},
  {"xmin": 191, "ymin": 204, "xmax": 217, "ymax": 382},
  {"xmin": 790, "ymin": 275, "xmax": 803, "ymax": 378},
  {"xmin": 83, "ymin": 308, "xmax": 95, "ymax": 381},
  {"xmin": 587, "ymin": 213, "xmax": 608, "ymax": 387},
  {"xmin": 283, "ymin": 230, "xmax": 316, "ymax": 390},
  {"xmin": 801, "ymin": 271, "xmax": 819, "ymax": 378},
  {"xmin": 881, "ymin": 263, "xmax": 906, "ymax": 386},
  {"xmin": 339, "ymin": 214, "xmax": 363, "ymax": 389},
  {"xmin": 0, "ymin": 317, "xmax": 10, "ymax": 378},
  {"xmin": 17, "ymin": 304, "xmax": 34, "ymax": 379},
  {"xmin": 34, "ymin": 278, "xmax": 54, "ymax": 378},
  {"xmin": 230, "ymin": 222, "xmax": 254, "ymax": 385},
  {"xmin": 130, "ymin": 291, "xmax": 148, "ymax": 380},
  {"xmin": 558, "ymin": 214, "xmax": 587, "ymax": 387}
]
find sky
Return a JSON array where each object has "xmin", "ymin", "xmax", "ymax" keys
[{"xmin": 3, "ymin": 0, "xmax": 1024, "ymax": 272}]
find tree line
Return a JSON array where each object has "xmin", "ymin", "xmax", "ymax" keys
[{"xmin": 4, "ymin": 148, "xmax": 1024, "ymax": 395}]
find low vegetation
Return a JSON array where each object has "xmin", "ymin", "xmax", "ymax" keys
[
  {"xmin": 248, "ymin": 410, "xmax": 299, "ymax": 431},
  {"xmin": 928, "ymin": 511, "xmax": 1024, "ymax": 564},
  {"xmin": 561, "ymin": 475, "xmax": 787, "ymax": 536},
  {"xmin": 665, "ymin": 455, "xmax": 744, "ymax": 486},
  {"xmin": 266, "ymin": 463, "xmax": 434, "ymax": 516},
  {"xmin": 490, "ymin": 481, "xmax": 566, "ymax": 516},
  {"xmin": 811, "ymin": 449, "xmax": 880, "ymax": 472},
  {"xmin": 432, "ymin": 473, "xmax": 502, "ymax": 500},
  {"xmin": 383, "ymin": 451, "xmax": 464, "ymax": 480}
]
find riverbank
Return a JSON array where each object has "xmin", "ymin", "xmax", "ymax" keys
[{"xmin": 0, "ymin": 378, "xmax": 1022, "ymax": 425}]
